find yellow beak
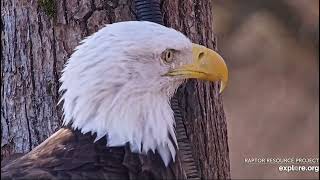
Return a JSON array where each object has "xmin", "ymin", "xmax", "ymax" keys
[{"xmin": 165, "ymin": 43, "xmax": 228, "ymax": 93}]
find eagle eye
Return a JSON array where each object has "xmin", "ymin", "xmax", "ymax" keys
[{"xmin": 161, "ymin": 49, "xmax": 175, "ymax": 64}]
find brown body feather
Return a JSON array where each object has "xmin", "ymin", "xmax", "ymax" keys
[{"xmin": 1, "ymin": 126, "xmax": 186, "ymax": 180}]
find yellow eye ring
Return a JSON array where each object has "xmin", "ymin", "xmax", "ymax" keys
[{"xmin": 161, "ymin": 49, "xmax": 175, "ymax": 64}]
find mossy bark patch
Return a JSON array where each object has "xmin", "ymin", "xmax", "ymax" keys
[{"xmin": 38, "ymin": 0, "xmax": 56, "ymax": 18}]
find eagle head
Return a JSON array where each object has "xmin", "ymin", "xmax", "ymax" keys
[{"xmin": 59, "ymin": 21, "xmax": 228, "ymax": 166}]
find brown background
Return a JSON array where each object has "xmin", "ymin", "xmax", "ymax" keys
[{"xmin": 212, "ymin": 0, "xmax": 319, "ymax": 179}]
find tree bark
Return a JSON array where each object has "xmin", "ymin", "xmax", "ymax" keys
[{"xmin": 1, "ymin": 0, "xmax": 230, "ymax": 179}]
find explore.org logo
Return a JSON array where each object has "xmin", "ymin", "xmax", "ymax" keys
[{"xmin": 278, "ymin": 165, "xmax": 319, "ymax": 173}]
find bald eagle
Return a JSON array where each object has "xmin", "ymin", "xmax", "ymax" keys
[{"xmin": 1, "ymin": 21, "xmax": 228, "ymax": 179}]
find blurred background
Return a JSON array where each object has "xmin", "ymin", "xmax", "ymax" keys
[{"xmin": 212, "ymin": 0, "xmax": 319, "ymax": 179}]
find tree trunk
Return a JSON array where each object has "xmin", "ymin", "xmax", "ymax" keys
[{"xmin": 1, "ymin": 0, "xmax": 230, "ymax": 179}]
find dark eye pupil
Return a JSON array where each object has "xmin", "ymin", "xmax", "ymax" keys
[{"xmin": 167, "ymin": 52, "xmax": 171, "ymax": 59}]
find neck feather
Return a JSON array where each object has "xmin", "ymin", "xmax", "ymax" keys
[{"xmin": 62, "ymin": 85, "xmax": 177, "ymax": 166}]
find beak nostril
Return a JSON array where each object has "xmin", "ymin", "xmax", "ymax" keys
[
  {"xmin": 198, "ymin": 52, "xmax": 207, "ymax": 65},
  {"xmin": 198, "ymin": 52, "xmax": 205, "ymax": 60}
]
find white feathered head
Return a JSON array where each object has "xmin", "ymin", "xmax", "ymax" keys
[{"xmin": 59, "ymin": 21, "xmax": 228, "ymax": 166}]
